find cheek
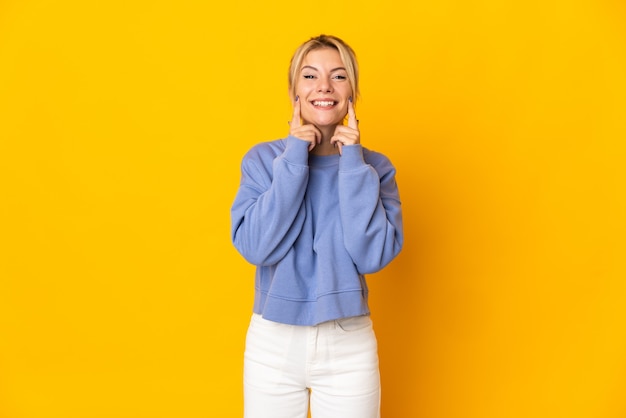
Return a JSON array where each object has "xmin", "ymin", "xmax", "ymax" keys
[
  {"xmin": 339, "ymin": 102, "xmax": 349, "ymax": 116},
  {"xmin": 295, "ymin": 83, "xmax": 310, "ymax": 98},
  {"xmin": 295, "ymin": 88, "xmax": 306, "ymax": 104}
]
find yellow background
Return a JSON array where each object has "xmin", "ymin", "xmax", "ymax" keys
[{"xmin": 1, "ymin": 0, "xmax": 625, "ymax": 417}]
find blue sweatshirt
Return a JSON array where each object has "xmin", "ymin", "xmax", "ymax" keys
[{"xmin": 231, "ymin": 136, "xmax": 403, "ymax": 326}]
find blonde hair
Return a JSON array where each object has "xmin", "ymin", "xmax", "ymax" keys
[{"xmin": 288, "ymin": 35, "xmax": 359, "ymax": 102}]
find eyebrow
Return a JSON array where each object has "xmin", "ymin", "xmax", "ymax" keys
[{"xmin": 301, "ymin": 65, "xmax": 347, "ymax": 72}]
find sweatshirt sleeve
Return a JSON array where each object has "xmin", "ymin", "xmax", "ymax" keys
[
  {"xmin": 231, "ymin": 137, "xmax": 310, "ymax": 266},
  {"xmin": 338, "ymin": 144, "xmax": 404, "ymax": 274}
]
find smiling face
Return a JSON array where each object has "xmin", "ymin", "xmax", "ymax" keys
[{"xmin": 295, "ymin": 48, "xmax": 353, "ymax": 128}]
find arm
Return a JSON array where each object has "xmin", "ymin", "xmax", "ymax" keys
[
  {"xmin": 338, "ymin": 145, "xmax": 403, "ymax": 274},
  {"xmin": 231, "ymin": 137, "xmax": 310, "ymax": 266}
]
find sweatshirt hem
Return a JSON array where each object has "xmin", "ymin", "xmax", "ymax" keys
[{"xmin": 254, "ymin": 288, "xmax": 370, "ymax": 326}]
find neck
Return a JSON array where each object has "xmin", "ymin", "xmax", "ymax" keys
[{"xmin": 310, "ymin": 124, "xmax": 340, "ymax": 156}]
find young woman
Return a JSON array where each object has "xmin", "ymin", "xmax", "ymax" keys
[{"xmin": 231, "ymin": 34, "xmax": 403, "ymax": 418}]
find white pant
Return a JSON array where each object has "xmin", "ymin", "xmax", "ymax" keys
[{"xmin": 244, "ymin": 314, "xmax": 381, "ymax": 418}]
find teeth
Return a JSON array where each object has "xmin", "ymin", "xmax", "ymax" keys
[{"xmin": 313, "ymin": 101, "xmax": 335, "ymax": 107}]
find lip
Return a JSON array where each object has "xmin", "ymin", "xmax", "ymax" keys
[{"xmin": 309, "ymin": 98, "xmax": 339, "ymax": 110}]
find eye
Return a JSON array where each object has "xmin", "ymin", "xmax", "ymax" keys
[
  {"xmin": 333, "ymin": 74, "xmax": 347, "ymax": 80},
  {"xmin": 303, "ymin": 74, "xmax": 315, "ymax": 79}
]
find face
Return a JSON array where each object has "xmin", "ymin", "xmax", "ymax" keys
[{"xmin": 295, "ymin": 48, "xmax": 353, "ymax": 128}]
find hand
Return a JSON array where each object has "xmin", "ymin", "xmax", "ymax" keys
[
  {"xmin": 289, "ymin": 96, "xmax": 322, "ymax": 152},
  {"xmin": 330, "ymin": 98, "xmax": 360, "ymax": 155}
]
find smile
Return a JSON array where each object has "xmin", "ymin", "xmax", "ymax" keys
[{"xmin": 311, "ymin": 100, "xmax": 337, "ymax": 108}]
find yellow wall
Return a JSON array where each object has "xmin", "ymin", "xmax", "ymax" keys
[{"xmin": 1, "ymin": 1, "xmax": 625, "ymax": 417}]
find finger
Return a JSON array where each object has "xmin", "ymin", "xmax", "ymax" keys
[
  {"xmin": 332, "ymin": 126, "xmax": 359, "ymax": 145},
  {"xmin": 311, "ymin": 125, "xmax": 322, "ymax": 147},
  {"xmin": 347, "ymin": 97, "xmax": 358, "ymax": 130},
  {"xmin": 330, "ymin": 132, "xmax": 343, "ymax": 155},
  {"xmin": 331, "ymin": 135, "xmax": 343, "ymax": 155},
  {"xmin": 290, "ymin": 96, "xmax": 301, "ymax": 130},
  {"xmin": 292, "ymin": 125, "xmax": 322, "ymax": 150},
  {"xmin": 306, "ymin": 128, "xmax": 319, "ymax": 151},
  {"xmin": 307, "ymin": 128, "xmax": 322, "ymax": 151}
]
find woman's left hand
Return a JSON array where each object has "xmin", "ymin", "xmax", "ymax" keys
[{"xmin": 330, "ymin": 98, "xmax": 360, "ymax": 155}]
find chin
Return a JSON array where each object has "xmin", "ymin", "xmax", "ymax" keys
[
  {"xmin": 316, "ymin": 120, "xmax": 342, "ymax": 127},
  {"xmin": 306, "ymin": 115, "xmax": 344, "ymax": 127}
]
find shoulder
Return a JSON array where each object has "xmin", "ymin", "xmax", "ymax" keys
[
  {"xmin": 242, "ymin": 138, "xmax": 287, "ymax": 163},
  {"xmin": 363, "ymin": 147, "xmax": 397, "ymax": 176},
  {"xmin": 238, "ymin": 139, "xmax": 289, "ymax": 186}
]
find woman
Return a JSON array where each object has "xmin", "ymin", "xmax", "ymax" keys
[{"xmin": 231, "ymin": 34, "xmax": 403, "ymax": 418}]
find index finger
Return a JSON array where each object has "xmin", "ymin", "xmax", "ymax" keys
[
  {"xmin": 290, "ymin": 96, "xmax": 302, "ymax": 129},
  {"xmin": 347, "ymin": 97, "xmax": 358, "ymax": 130}
]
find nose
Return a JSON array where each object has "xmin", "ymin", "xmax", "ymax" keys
[{"xmin": 316, "ymin": 77, "xmax": 333, "ymax": 93}]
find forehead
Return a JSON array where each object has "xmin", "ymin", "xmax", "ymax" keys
[{"xmin": 301, "ymin": 48, "xmax": 344, "ymax": 69}]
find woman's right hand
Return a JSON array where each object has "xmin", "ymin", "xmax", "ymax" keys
[{"xmin": 289, "ymin": 96, "xmax": 322, "ymax": 152}]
